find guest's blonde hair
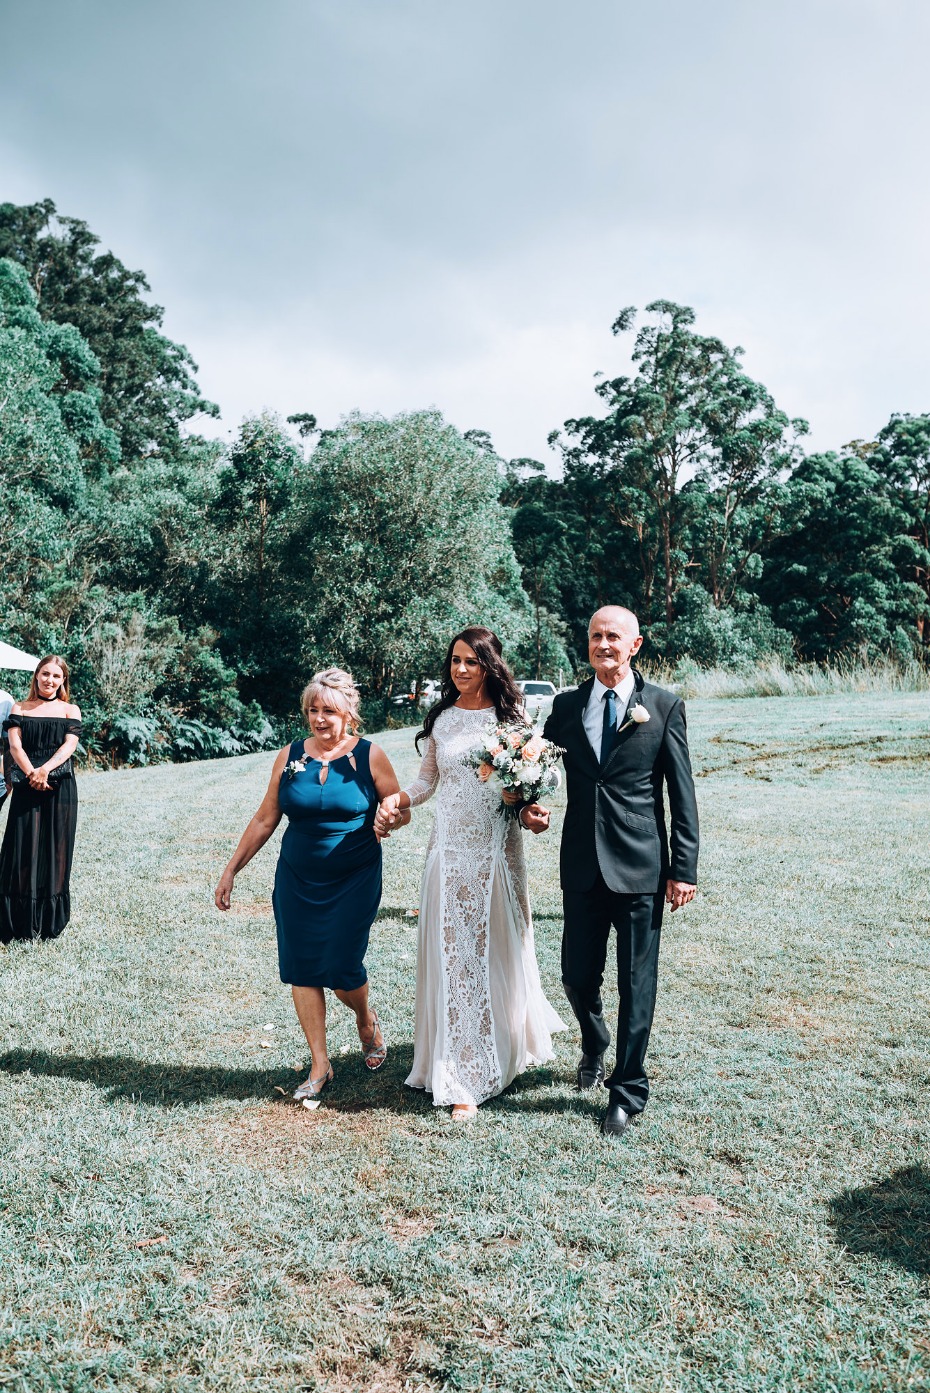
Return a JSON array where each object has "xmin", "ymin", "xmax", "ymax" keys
[{"xmin": 301, "ymin": 668, "xmax": 361, "ymax": 733}]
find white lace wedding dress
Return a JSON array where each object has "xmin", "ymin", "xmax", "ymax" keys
[{"xmin": 403, "ymin": 705, "xmax": 565, "ymax": 1107}]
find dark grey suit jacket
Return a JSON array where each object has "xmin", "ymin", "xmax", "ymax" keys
[{"xmin": 542, "ymin": 669, "xmax": 699, "ymax": 895}]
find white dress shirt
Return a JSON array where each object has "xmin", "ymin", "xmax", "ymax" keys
[{"xmin": 583, "ymin": 671, "xmax": 636, "ymax": 758}]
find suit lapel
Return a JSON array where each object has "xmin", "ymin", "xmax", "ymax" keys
[{"xmin": 569, "ymin": 678, "xmax": 601, "ymax": 776}]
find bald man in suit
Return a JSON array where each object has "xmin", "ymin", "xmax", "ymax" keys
[{"xmin": 539, "ymin": 607, "xmax": 699, "ymax": 1137}]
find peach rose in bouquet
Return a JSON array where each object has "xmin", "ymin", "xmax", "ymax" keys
[{"xmin": 466, "ymin": 720, "xmax": 564, "ymax": 819}]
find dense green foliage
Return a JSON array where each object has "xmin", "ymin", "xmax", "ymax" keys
[
  {"xmin": 0, "ymin": 205, "xmax": 927, "ymax": 763},
  {"xmin": 0, "ymin": 199, "xmax": 218, "ymax": 459},
  {"xmin": 758, "ymin": 450, "xmax": 922, "ymax": 660},
  {"xmin": 503, "ymin": 301, "xmax": 928, "ymax": 673},
  {"xmin": 286, "ymin": 411, "xmax": 540, "ymax": 699}
]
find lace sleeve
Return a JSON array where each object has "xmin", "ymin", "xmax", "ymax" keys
[{"xmin": 403, "ymin": 736, "xmax": 440, "ymax": 807}]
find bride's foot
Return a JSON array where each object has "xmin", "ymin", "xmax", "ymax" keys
[{"xmin": 451, "ymin": 1103, "xmax": 478, "ymax": 1122}]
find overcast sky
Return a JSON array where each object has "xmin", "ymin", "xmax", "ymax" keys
[{"xmin": 2, "ymin": 0, "xmax": 929, "ymax": 463}]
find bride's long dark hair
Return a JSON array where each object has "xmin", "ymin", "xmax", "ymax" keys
[{"xmin": 415, "ymin": 626, "xmax": 525, "ymax": 751}]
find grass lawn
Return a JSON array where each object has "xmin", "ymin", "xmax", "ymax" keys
[{"xmin": 0, "ymin": 692, "xmax": 928, "ymax": 1392}]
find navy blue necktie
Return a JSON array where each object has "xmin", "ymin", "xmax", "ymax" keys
[{"xmin": 600, "ymin": 688, "xmax": 617, "ymax": 765}]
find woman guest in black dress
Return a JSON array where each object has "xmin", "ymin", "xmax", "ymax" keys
[
  {"xmin": 0, "ymin": 655, "xmax": 82, "ymax": 943},
  {"xmin": 215, "ymin": 669, "xmax": 409, "ymax": 1103}
]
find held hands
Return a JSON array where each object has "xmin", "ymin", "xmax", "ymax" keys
[
  {"xmin": 665, "ymin": 879, "xmax": 696, "ymax": 912},
  {"xmin": 27, "ymin": 765, "xmax": 51, "ymax": 791},
  {"xmin": 374, "ymin": 793, "xmax": 403, "ymax": 841}
]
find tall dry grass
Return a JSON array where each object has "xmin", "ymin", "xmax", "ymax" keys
[{"xmin": 646, "ymin": 653, "xmax": 930, "ymax": 699}]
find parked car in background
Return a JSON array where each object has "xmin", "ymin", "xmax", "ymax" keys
[
  {"xmin": 417, "ymin": 679, "xmax": 441, "ymax": 708},
  {"xmin": 390, "ymin": 679, "xmax": 441, "ymax": 711},
  {"xmin": 516, "ymin": 679, "xmax": 558, "ymax": 720}
]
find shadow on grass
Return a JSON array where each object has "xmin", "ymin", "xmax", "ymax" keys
[
  {"xmin": 0, "ymin": 1043, "xmax": 428, "ymax": 1113},
  {"xmin": 488, "ymin": 1090, "xmax": 602, "ymax": 1120},
  {"xmin": 483, "ymin": 1061, "xmax": 603, "ymax": 1119},
  {"xmin": 0, "ymin": 1045, "xmax": 593, "ymax": 1121},
  {"xmin": 829, "ymin": 1165, "xmax": 930, "ymax": 1277}
]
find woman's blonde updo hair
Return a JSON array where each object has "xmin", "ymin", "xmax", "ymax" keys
[{"xmin": 300, "ymin": 668, "xmax": 362, "ymax": 734}]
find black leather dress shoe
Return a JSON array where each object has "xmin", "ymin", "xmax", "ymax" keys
[
  {"xmin": 600, "ymin": 1098, "xmax": 630, "ymax": 1138},
  {"xmin": 576, "ymin": 1052, "xmax": 606, "ymax": 1089}
]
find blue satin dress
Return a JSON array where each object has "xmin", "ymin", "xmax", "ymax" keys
[{"xmin": 273, "ymin": 738, "xmax": 382, "ymax": 990}]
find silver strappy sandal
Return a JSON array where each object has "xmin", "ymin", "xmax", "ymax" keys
[
  {"xmin": 292, "ymin": 1065, "xmax": 333, "ymax": 1102},
  {"xmin": 360, "ymin": 1009, "xmax": 387, "ymax": 1071}
]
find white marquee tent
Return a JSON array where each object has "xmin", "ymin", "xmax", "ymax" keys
[{"xmin": 0, "ymin": 641, "xmax": 38, "ymax": 672}]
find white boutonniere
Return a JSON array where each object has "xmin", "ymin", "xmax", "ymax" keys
[
  {"xmin": 617, "ymin": 702, "xmax": 650, "ymax": 735},
  {"xmin": 285, "ymin": 758, "xmax": 308, "ymax": 780}
]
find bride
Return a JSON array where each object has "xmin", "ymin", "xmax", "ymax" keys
[{"xmin": 375, "ymin": 626, "xmax": 565, "ymax": 1120}]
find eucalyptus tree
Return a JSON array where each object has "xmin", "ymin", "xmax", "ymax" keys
[
  {"xmin": 208, "ymin": 413, "xmax": 306, "ymax": 703},
  {"xmin": 759, "ymin": 450, "xmax": 921, "ymax": 659},
  {"xmin": 0, "ymin": 198, "xmax": 218, "ymax": 460},
  {"xmin": 507, "ymin": 500, "xmax": 568, "ymax": 678},
  {"xmin": 0, "ymin": 257, "xmax": 119, "ymax": 640},
  {"xmin": 287, "ymin": 411, "xmax": 319, "ymax": 440},
  {"xmin": 870, "ymin": 413, "xmax": 930, "ymax": 650},
  {"xmin": 0, "ymin": 257, "xmax": 119, "ymax": 474},
  {"xmin": 461, "ymin": 439, "xmax": 574, "ymax": 678},
  {"xmin": 556, "ymin": 301, "xmax": 806, "ymax": 634},
  {"xmin": 288, "ymin": 410, "xmax": 532, "ymax": 696},
  {"xmin": 92, "ymin": 436, "xmax": 225, "ymax": 630}
]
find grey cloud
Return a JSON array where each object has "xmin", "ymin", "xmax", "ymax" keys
[{"xmin": 2, "ymin": 0, "xmax": 929, "ymax": 460}]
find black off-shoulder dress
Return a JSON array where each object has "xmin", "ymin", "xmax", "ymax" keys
[{"xmin": 0, "ymin": 715, "xmax": 81, "ymax": 942}]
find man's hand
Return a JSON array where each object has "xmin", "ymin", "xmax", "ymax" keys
[
  {"xmin": 519, "ymin": 803, "xmax": 550, "ymax": 834},
  {"xmin": 665, "ymin": 879, "xmax": 696, "ymax": 912}
]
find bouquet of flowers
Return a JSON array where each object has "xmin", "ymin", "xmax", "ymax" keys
[{"xmin": 467, "ymin": 720, "xmax": 565, "ymax": 818}]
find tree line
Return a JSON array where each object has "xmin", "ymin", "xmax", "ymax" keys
[{"xmin": 1, "ymin": 200, "xmax": 927, "ymax": 763}]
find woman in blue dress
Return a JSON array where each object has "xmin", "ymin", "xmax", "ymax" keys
[{"xmin": 215, "ymin": 669, "xmax": 408, "ymax": 1102}]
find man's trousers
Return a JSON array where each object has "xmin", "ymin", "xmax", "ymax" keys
[{"xmin": 561, "ymin": 872, "xmax": 664, "ymax": 1115}]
